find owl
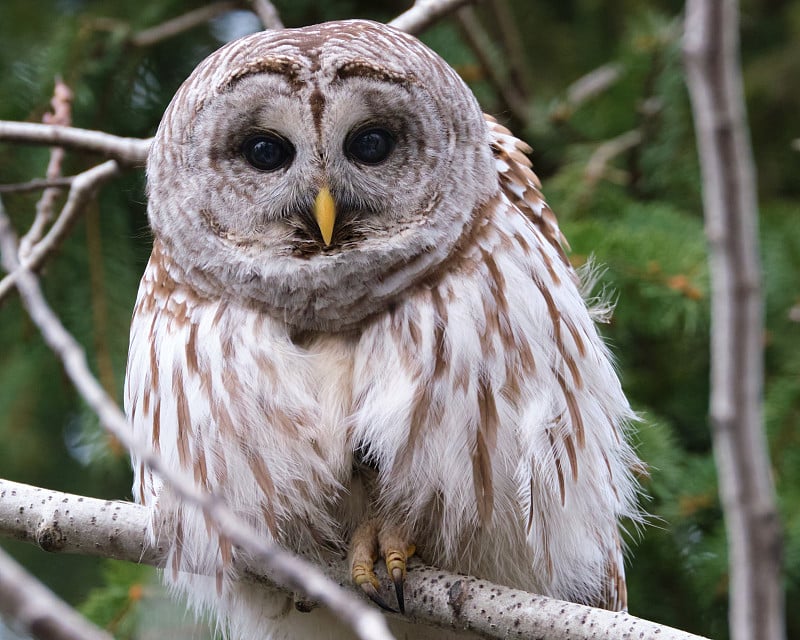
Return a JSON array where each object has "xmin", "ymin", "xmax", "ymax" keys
[{"xmin": 125, "ymin": 19, "xmax": 642, "ymax": 640}]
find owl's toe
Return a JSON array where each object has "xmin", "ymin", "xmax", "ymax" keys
[
  {"xmin": 349, "ymin": 518, "xmax": 415, "ymax": 614},
  {"xmin": 380, "ymin": 529, "xmax": 416, "ymax": 614}
]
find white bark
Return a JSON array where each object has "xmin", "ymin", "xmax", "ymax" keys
[
  {"xmin": 0, "ymin": 121, "xmax": 150, "ymax": 165},
  {"xmin": 0, "ymin": 479, "xmax": 710, "ymax": 640},
  {"xmin": 389, "ymin": 0, "xmax": 474, "ymax": 35},
  {"xmin": 683, "ymin": 1, "xmax": 785, "ymax": 639}
]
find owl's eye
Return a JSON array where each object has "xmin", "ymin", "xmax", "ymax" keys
[
  {"xmin": 241, "ymin": 134, "xmax": 294, "ymax": 171},
  {"xmin": 345, "ymin": 128, "xmax": 395, "ymax": 165}
]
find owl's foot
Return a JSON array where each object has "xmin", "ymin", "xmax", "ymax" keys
[{"xmin": 350, "ymin": 518, "xmax": 415, "ymax": 614}]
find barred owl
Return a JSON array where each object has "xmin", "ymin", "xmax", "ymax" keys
[{"xmin": 125, "ymin": 19, "xmax": 642, "ymax": 640}]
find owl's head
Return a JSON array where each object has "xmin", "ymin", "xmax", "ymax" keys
[{"xmin": 147, "ymin": 20, "xmax": 496, "ymax": 331}]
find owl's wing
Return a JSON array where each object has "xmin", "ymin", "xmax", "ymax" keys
[{"xmin": 349, "ymin": 117, "xmax": 641, "ymax": 610}]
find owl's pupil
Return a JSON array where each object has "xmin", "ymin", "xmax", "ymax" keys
[
  {"xmin": 346, "ymin": 128, "xmax": 394, "ymax": 165},
  {"xmin": 242, "ymin": 134, "xmax": 293, "ymax": 171}
]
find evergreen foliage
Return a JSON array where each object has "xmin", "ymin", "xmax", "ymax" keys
[{"xmin": 1, "ymin": 1, "xmax": 797, "ymax": 638}]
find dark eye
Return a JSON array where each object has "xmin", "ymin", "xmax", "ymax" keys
[
  {"xmin": 345, "ymin": 128, "xmax": 395, "ymax": 164},
  {"xmin": 241, "ymin": 134, "xmax": 294, "ymax": 171}
]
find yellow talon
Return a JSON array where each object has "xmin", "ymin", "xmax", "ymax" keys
[
  {"xmin": 349, "ymin": 519, "xmax": 416, "ymax": 614},
  {"xmin": 352, "ymin": 562, "xmax": 380, "ymax": 590}
]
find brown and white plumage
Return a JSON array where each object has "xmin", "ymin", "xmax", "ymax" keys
[{"xmin": 125, "ymin": 19, "xmax": 642, "ymax": 639}]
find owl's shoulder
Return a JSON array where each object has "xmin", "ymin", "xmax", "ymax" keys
[{"xmin": 484, "ymin": 115, "xmax": 570, "ymax": 268}]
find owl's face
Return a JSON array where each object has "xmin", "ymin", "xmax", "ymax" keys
[{"xmin": 147, "ymin": 20, "xmax": 496, "ymax": 331}]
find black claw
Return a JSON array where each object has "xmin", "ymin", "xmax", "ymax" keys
[
  {"xmin": 360, "ymin": 582, "xmax": 397, "ymax": 613},
  {"xmin": 391, "ymin": 567, "xmax": 405, "ymax": 614}
]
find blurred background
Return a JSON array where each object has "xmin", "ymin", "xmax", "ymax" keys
[{"xmin": 0, "ymin": 1, "xmax": 798, "ymax": 638}]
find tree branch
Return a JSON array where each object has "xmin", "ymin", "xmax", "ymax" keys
[
  {"xmin": 0, "ymin": 546, "xmax": 113, "ymax": 640},
  {"xmin": 0, "ymin": 122, "xmax": 150, "ymax": 166},
  {"xmin": 0, "ymin": 176, "xmax": 73, "ymax": 195},
  {"xmin": 584, "ymin": 129, "xmax": 643, "ymax": 186},
  {"xmin": 129, "ymin": 1, "xmax": 241, "ymax": 47},
  {"xmin": 389, "ymin": 0, "xmax": 475, "ymax": 35},
  {"xmin": 683, "ymin": 1, "xmax": 785, "ymax": 639},
  {"xmin": 0, "ymin": 160, "xmax": 121, "ymax": 307},
  {"xmin": 0, "ymin": 478, "xmax": 710, "ymax": 640},
  {"xmin": 0, "ymin": 199, "xmax": 394, "ymax": 640},
  {"xmin": 248, "ymin": 0, "xmax": 284, "ymax": 30},
  {"xmin": 454, "ymin": 6, "xmax": 529, "ymax": 125},
  {"xmin": 18, "ymin": 78, "xmax": 74, "ymax": 259},
  {"xmin": 486, "ymin": 0, "xmax": 531, "ymax": 99}
]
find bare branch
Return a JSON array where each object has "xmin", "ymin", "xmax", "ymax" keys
[
  {"xmin": 0, "ymin": 200, "xmax": 394, "ymax": 640},
  {"xmin": 567, "ymin": 64, "xmax": 623, "ymax": 108},
  {"xmin": 0, "ymin": 161, "xmax": 121, "ymax": 306},
  {"xmin": 585, "ymin": 129, "xmax": 643, "ymax": 185},
  {"xmin": 684, "ymin": 1, "xmax": 785, "ymax": 639},
  {"xmin": 0, "ymin": 546, "xmax": 112, "ymax": 640},
  {"xmin": 130, "ymin": 1, "xmax": 240, "ymax": 47},
  {"xmin": 19, "ymin": 78, "xmax": 74, "ymax": 259},
  {"xmin": 486, "ymin": 0, "xmax": 531, "ymax": 99},
  {"xmin": 0, "ymin": 478, "xmax": 711, "ymax": 640},
  {"xmin": 454, "ymin": 6, "xmax": 529, "ymax": 125},
  {"xmin": 389, "ymin": 0, "xmax": 474, "ymax": 35},
  {"xmin": 0, "ymin": 177, "xmax": 73, "ymax": 194},
  {"xmin": 248, "ymin": 0, "xmax": 284, "ymax": 30},
  {"xmin": 0, "ymin": 121, "xmax": 150, "ymax": 166}
]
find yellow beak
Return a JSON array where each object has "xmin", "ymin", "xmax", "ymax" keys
[{"xmin": 314, "ymin": 186, "xmax": 336, "ymax": 246}]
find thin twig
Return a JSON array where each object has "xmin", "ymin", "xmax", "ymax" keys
[
  {"xmin": 487, "ymin": 0, "xmax": 531, "ymax": 99},
  {"xmin": 550, "ymin": 64, "xmax": 623, "ymax": 124},
  {"xmin": 0, "ymin": 121, "xmax": 150, "ymax": 166},
  {"xmin": 0, "ymin": 201, "xmax": 394, "ymax": 640},
  {"xmin": 130, "ymin": 1, "xmax": 241, "ymax": 47},
  {"xmin": 584, "ymin": 129, "xmax": 643, "ymax": 185},
  {"xmin": 19, "ymin": 78, "xmax": 74, "ymax": 259},
  {"xmin": 0, "ymin": 177, "xmax": 74, "ymax": 194},
  {"xmin": 0, "ymin": 546, "xmax": 112, "ymax": 640},
  {"xmin": 567, "ymin": 64, "xmax": 622, "ymax": 107},
  {"xmin": 0, "ymin": 161, "xmax": 121, "ymax": 307},
  {"xmin": 248, "ymin": 0, "xmax": 284, "ymax": 30},
  {"xmin": 684, "ymin": 1, "xmax": 784, "ymax": 639},
  {"xmin": 0, "ymin": 478, "xmax": 711, "ymax": 640},
  {"xmin": 389, "ymin": 0, "xmax": 474, "ymax": 35},
  {"xmin": 454, "ymin": 6, "xmax": 529, "ymax": 125}
]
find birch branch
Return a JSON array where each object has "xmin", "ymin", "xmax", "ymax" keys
[
  {"xmin": 683, "ymin": 1, "xmax": 785, "ymax": 639},
  {"xmin": 0, "ymin": 546, "xmax": 113, "ymax": 640},
  {"xmin": 0, "ymin": 199, "xmax": 394, "ymax": 640},
  {"xmin": 389, "ymin": 0, "xmax": 475, "ymax": 35},
  {"xmin": 0, "ymin": 478, "xmax": 710, "ymax": 640},
  {"xmin": 0, "ymin": 121, "xmax": 150, "ymax": 166}
]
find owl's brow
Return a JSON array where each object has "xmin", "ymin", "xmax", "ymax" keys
[
  {"xmin": 335, "ymin": 60, "xmax": 415, "ymax": 86},
  {"xmin": 220, "ymin": 56, "xmax": 304, "ymax": 93}
]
